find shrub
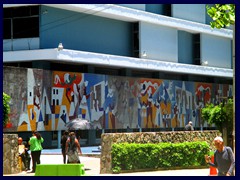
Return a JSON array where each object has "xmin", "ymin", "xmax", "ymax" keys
[
  {"xmin": 3, "ymin": 92, "xmax": 11, "ymax": 127},
  {"xmin": 111, "ymin": 141, "xmax": 210, "ymax": 173}
]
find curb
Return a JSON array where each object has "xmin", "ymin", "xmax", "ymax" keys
[{"xmin": 41, "ymin": 153, "xmax": 101, "ymax": 158}]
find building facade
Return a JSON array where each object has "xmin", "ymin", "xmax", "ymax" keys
[{"xmin": 3, "ymin": 4, "xmax": 233, "ymax": 148}]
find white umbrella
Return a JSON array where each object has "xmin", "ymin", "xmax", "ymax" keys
[{"xmin": 65, "ymin": 118, "xmax": 91, "ymax": 130}]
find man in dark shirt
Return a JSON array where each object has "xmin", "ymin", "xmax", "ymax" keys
[
  {"xmin": 184, "ymin": 121, "xmax": 194, "ymax": 131},
  {"xmin": 61, "ymin": 130, "xmax": 69, "ymax": 164},
  {"xmin": 205, "ymin": 136, "xmax": 235, "ymax": 176},
  {"xmin": 18, "ymin": 137, "xmax": 31, "ymax": 171}
]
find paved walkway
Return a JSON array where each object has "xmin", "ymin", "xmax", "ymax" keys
[
  {"xmin": 4, "ymin": 147, "xmax": 210, "ymax": 176},
  {"xmin": 41, "ymin": 146, "xmax": 101, "ymax": 155}
]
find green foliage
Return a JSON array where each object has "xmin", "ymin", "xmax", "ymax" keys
[
  {"xmin": 201, "ymin": 103, "xmax": 214, "ymax": 124},
  {"xmin": 111, "ymin": 141, "xmax": 210, "ymax": 173},
  {"xmin": 3, "ymin": 92, "xmax": 11, "ymax": 127},
  {"xmin": 225, "ymin": 98, "xmax": 233, "ymax": 131},
  {"xmin": 206, "ymin": 4, "xmax": 235, "ymax": 29},
  {"xmin": 201, "ymin": 99, "xmax": 233, "ymax": 130},
  {"xmin": 225, "ymin": 98, "xmax": 233, "ymax": 121}
]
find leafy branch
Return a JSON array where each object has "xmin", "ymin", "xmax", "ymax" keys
[
  {"xmin": 206, "ymin": 4, "xmax": 235, "ymax": 29},
  {"xmin": 3, "ymin": 92, "xmax": 11, "ymax": 127}
]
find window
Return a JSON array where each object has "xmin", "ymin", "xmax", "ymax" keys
[
  {"xmin": 132, "ymin": 22, "xmax": 139, "ymax": 58},
  {"xmin": 52, "ymin": 131, "xmax": 58, "ymax": 140},
  {"xmin": 3, "ymin": 19, "xmax": 11, "ymax": 39},
  {"xmin": 163, "ymin": 4, "xmax": 172, "ymax": 16},
  {"xmin": 193, "ymin": 33, "xmax": 201, "ymax": 65},
  {"xmin": 3, "ymin": 6, "xmax": 39, "ymax": 39}
]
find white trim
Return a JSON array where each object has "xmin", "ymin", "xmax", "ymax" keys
[
  {"xmin": 44, "ymin": 4, "xmax": 233, "ymax": 39},
  {"xmin": 3, "ymin": 4, "xmax": 233, "ymax": 39},
  {"xmin": 3, "ymin": 49, "xmax": 233, "ymax": 78}
]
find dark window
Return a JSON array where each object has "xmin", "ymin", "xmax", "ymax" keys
[
  {"xmin": 3, "ymin": 6, "xmax": 39, "ymax": 39},
  {"xmin": 3, "ymin": 8, "xmax": 12, "ymax": 18},
  {"xmin": 11, "ymin": 6, "xmax": 39, "ymax": 17},
  {"xmin": 96, "ymin": 129, "xmax": 102, "ymax": 138},
  {"xmin": 3, "ymin": 19, "xmax": 11, "ymax": 39},
  {"xmin": 193, "ymin": 33, "xmax": 201, "ymax": 65},
  {"xmin": 13, "ymin": 17, "xmax": 39, "ymax": 38},
  {"xmin": 52, "ymin": 131, "xmax": 58, "ymax": 140},
  {"xmin": 95, "ymin": 67, "xmax": 119, "ymax": 76},
  {"xmin": 132, "ymin": 70, "xmax": 152, "ymax": 78},
  {"xmin": 163, "ymin": 4, "xmax": 172, "ymax": 16},
  {"xmin": 133, "ymin": 22, "xmax": 139, "ymax": 58}
]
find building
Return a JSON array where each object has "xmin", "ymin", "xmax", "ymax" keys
[{"xmin": 3, "ymin": 4, "xmax": 233, "ymax": 148}]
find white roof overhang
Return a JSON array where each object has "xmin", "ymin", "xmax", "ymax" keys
[
  {"xmin": 3, "ymin": 49, "xmax": 233, "ymax": 78},
  {"xmin": 3, "ymin": 4, "xmax": 233, "ymax": 39}
]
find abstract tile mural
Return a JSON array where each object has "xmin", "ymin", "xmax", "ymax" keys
[{"xmin": 3, "ymin": 66, "xmax": 232, "ymax": 132}]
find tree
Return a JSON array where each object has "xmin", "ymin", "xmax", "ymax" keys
[
  {"xmin": 3, "ymin": 92, "xmax": 11, "ymax": 127},
  {"xmin": 201, "ymin": 99, "xmax": 233, "ymax": 149},
  {"xmin": 206, "ymin": 4, "xmax": 235, "ymax": 28},
  {"xmin": 201, "ymin": 103, "xmax": 214, "ymax": 125},
  {"xmin": 206, "ymin": 4, "xmax": 235, "ymax": 152},
  {"xmin": 201, "ymin": 99, "xmax": 233, "ymax": 131}
]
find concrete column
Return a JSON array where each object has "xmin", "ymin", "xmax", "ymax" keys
[
  {"xmin": 58, "ymin": 130, "xmax": 61, "ymax": 149},
  {"xmin": 88, "ymin": 129, "xmax": 96, "ymax": 146}
]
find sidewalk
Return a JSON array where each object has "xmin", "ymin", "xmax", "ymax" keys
[{"xmin": 3, "ymin": 148, "xmax": 210, "ymax": 176}]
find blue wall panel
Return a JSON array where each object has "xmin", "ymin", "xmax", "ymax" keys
[
  {"xmin": 178, "ymin": 31, "xmax": 193, "ymax": 64},
  {"xmin": 40, "ymin": 6, "xmax": 132, "ymax": 56},
  {"xmin": 201, "ymin": 34, "xmax": 232, "ymax": 68}
]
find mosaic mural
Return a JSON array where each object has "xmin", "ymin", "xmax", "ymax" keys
[{"xmin": 3, "ymin": 66, "xmax": 232, "ymax": 132}]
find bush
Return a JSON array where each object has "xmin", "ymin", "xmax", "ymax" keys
[
  {"xmin": 111, "ymin": 141, "xmax": 210, "ymax": 173},
  {"xmin": 3, "ymin": 92, "xmax": 11, "ymax": 127}
]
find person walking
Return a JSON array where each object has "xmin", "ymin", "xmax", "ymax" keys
[
  {"xmin": 65, "ymin": 132, "xmax": 82, "ymax": 164},
  {"xmin": 184, "ymin": 121, "xmax": 194, "ymax": 131},
  {"xmin": 205, "ymin": 136, "xmax": 235, "ymax": 176},
  {"xmin": 18, "ymin": 137, "xmax": 31, "ymax": 171},
  {"xmin": 28, "ymin": 130, "xmax": 44, "ymax": 173},
  {"xmin": 61, "ymin": 130, "xmax": 69, "ymax": 164}
]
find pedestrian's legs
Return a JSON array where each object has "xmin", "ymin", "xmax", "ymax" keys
[
  {"xmin": 27, "ymin": 156, "xmax": 31, "ymax": 170},
  {"xmin": 31, "ymin": 151, "xmax": 37, "ymax": 172},
  {"xmin": 36, "ymin": 150, "xmax": 41, "ymax": 164},
  {"xmin": 63, "ymin": 152, "xmax": 67, "ymax": 164},
  {"xmin": 22, "ymin": 155, "xmax": 28, "ymax": 170},
  {"xmin": 62, "ymin": 149, "xmax": 67, "ymax": 164},
  {"xmin": 20, "ymin": 154, "xmax": 27, "ymax": 171}
]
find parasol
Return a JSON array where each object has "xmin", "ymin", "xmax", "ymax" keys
[{"xmin": 65, "ymin": 118, "xmax": 91, "ymax": 130}]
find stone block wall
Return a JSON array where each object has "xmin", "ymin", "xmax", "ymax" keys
[
  {"xmin": 3, "ymin": 134, "xmax": 20, "ymax": 174},
  {"xmin": 100, "ymin": 130, "xmax": 221, "ymax": 174}
]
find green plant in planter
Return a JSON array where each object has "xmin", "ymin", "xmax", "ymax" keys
[{"xmin": 3, "ymin": 92, "xmax": 11, "ymax": 127}]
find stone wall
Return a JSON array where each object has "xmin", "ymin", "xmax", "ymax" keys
[
  {"xmin": 100, "ymin": 130, "xmax": 221, "ymax": 174},
  {"xmin": 3, "ymin": 134, "xmax": 20, "ymax": 174}
]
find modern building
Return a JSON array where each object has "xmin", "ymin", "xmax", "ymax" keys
[{"xmin": 3, "ymin": 4, "xmax": 233, "ymax": 148}]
